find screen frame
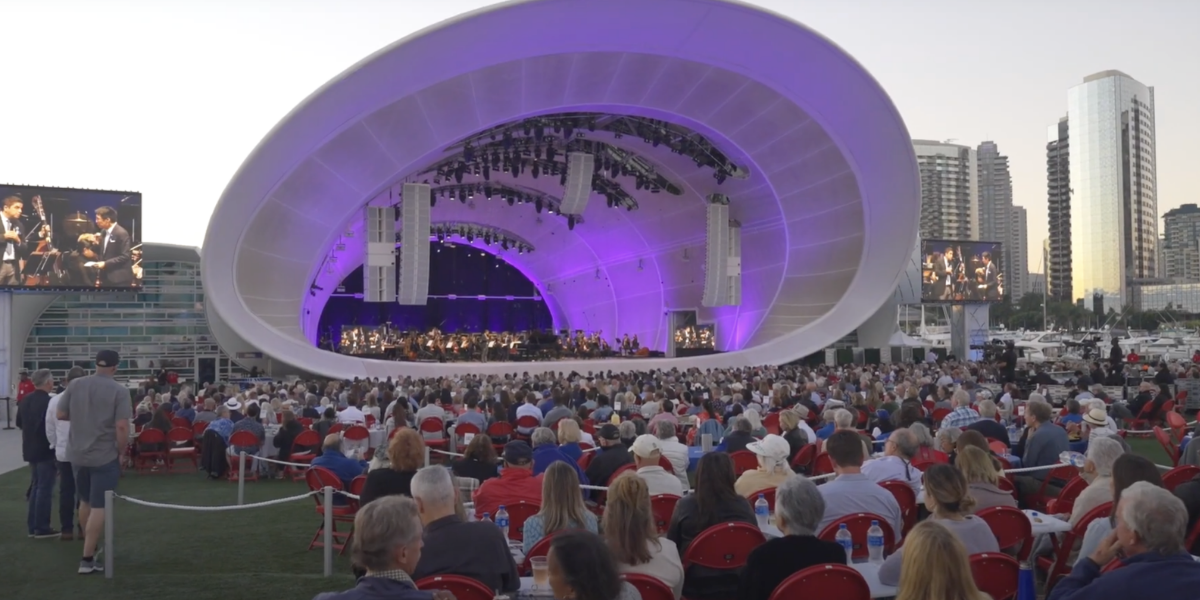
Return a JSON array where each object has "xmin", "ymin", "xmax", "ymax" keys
[{"xmin": 919, "ymin": 238, "xmax": 1004, "ymax": 304}]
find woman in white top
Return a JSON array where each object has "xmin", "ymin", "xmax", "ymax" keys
[{"xmin": 603, "ymin": 472, "xmax": 685, "ymax": 599}]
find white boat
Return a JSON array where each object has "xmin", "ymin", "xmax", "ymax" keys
[{"xmin": 1014, "ymin": 331, "xmax": 1066, "ymax": 364}]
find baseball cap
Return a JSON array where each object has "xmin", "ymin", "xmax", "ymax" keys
[
  {"xmin": 746, "ymin": 434, "xmax": 790, "ymax": 459},
  {"xmin": 597, "ymin": 423, "xmax": 620, "ymax": 441},
  {"xmin": 793, "ymin": 404, "xmax": 810, "ymax": 419},
  {"xmin": 96, "ymin": 349, "xmax": 120, "ymax": 368},
  {"xmin": 502, "ymin": 440, "xmax": 533, "ymax": 465},
  {"xmin": 630, "ymin": 434, "xmax": 662, "ymax": 458}
]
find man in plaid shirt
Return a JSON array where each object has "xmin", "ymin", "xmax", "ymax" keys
[{"xmin": 939, "ymin": 389, "xmax": 981, "ymax": 429}]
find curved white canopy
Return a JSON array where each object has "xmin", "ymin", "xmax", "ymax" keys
[{"xmin": 202, "ymin": 0, "xmax": 920, "ymax": 378}]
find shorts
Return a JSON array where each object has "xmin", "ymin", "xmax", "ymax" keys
[{"xmin": 74, "ymin": 459, "xmax": 121, "ymax": 509}]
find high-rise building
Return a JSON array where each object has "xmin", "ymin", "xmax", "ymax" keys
[
  {"xmin": 1066, "ymin": 70, "xmax": 1157, "ymax": 307},
  {"xmin": 1010, "ymin": 205, "xmax": 1030, "ymax": 298},
  {"xmin": 977, "ymin": 141, "xmax": 1011, "ymax": 289},
  {"xmin": 1160, "ymin": 204, "xmax": 1200, "ymax": 282},
  {"xmin": 1046, "ymin": 117, "xmax": 1072, "ymax": 301},
  {"xmin": 914, "ymin": 140, "xmax": 978, "ymax": 241}
]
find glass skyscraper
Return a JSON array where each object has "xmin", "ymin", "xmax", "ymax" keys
[{"xmin": 1065, "ymin": 70, "xmax": 1157, "ymax": 307}]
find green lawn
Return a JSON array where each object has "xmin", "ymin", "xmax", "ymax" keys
[{"xmin": 0, "ymin": 467, "xmax": 356, "ymax": 600}]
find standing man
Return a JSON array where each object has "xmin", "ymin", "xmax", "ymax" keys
[
  {"xmin": 46, "ymin": 366, "xmax": 87, "ymax": 540},
  {"xmin": 18, "ymin": 369, "xmax": 58, "ymax": 538},
  {"xmin": 0, "ymin": 196, "xmax": 29, "ymax": 286},
  {"xmin": 78, "ymin": 206, "xmax": 133, "ymax": 286},
  {"xmin": 56, "ymin": 349, "xmax": 132, "ymax": 574}
]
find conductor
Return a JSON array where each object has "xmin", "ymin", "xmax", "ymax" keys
[{"xmin": 78, "ymin": 206, "xmax": 134, "ymax": 286}]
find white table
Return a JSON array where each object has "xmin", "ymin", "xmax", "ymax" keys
[
  {"xmin": 1024, "ymin": 510, "xmax": 1072, "ymax": 536},
  {"xmin": 516, "ymin": 576, "xmax": 554, "ymax": 599},
  {"xmin": 852, "ymin": 562, "xmax": 898, "ymax": 599}
]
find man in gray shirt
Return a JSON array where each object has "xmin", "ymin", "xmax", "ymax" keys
[
  {"xmin": 56, "ymin": 349, "xmax": 132, "ymax": 575},
  {"xmin": 1014, "ymin": 400, "xmax": 1070, "ymax": 504}
]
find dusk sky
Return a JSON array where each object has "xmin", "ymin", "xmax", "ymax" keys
[{"xmin": 3, "ymin": 0, "xmax": 1197, "ymax": 276}]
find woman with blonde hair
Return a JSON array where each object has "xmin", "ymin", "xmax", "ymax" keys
[
  {"xmin": 777, "ymin": 409, "xmax": 809, "ymax": 469},
  {"xmin": 557, "ymin": 418, "xmax": 584, "ymax": 462},
  {"xmin": 603, "ymin": 473, "xmax": 684, "ymax": 598},
  {"xmin": 879, "ymin": 463, "xmax": 999, "ymax": 585},
  {"xmin": 894, "ymin": 521, "xmax": 992, "ymax": 600},
  {"xmin": 954, "ymin": 446, "xmax": 1016, "ymax": 511},
  {"xmin": 522, "ymin": 461, "xmax": 597, "ymax": 553}
]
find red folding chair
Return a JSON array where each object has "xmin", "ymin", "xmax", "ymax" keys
[
  {"xmin": 790, "ymin": 444, "xmax": 816, "ymax": 473},
  {"xmin": 488, "ymin": 422, "xmax": 514, "ymax": 452},
  {"xmin": 621, "ymin": 574, "xmax": 675, "ymax": 600},
  {"xmin": 657, "ymin": 454, "xmax": 676, "ymax": 474},
  {"xmin": 730, "ymin": 450, "xmax": 759, "ymax": 476},
  {"xmin": 521, "ymin": 532, "xmax": 557, "ymax": 575},
  {"xmin": 1125, "ymin": 401, "xmax": 1158, "ymax": 434},
  {"xmin": 1036, "ymin": 501, "xmax": 1111, "ymax": 592},
  {"xmin": 1186, "ymin": 514, "xmax": 1200, "ymax": 552},
  {"xmin": 914, "ymin": 447, "xmax": 949, "ymax": 464},
  {"xmin": 607, "ymin": 463, "xmax": 637, "ymax": 484},
  {"xmin": 1162, "ymin": 464, "xmax": 1200, "ymax": 492},
  {"xmin": 287, "ymin": 429, "xmax": 321, "ymax": 481},
  {"xmin": 328, "ymin": 422, "xmax": 344, "ymax": 435},
  {"xmin": 988, "ymin": 439, "xmax": 1010, "ymax": 455},
  {"xmin": 349, "ymin": 475, "xmax": 366, "ymax": 505},
  {"xmin": 651, "ymin": 494, "xmax": 680, "ymax": 534},
  {"xmin": 578, "ymin": 442, "xmax": 594, "ymax": 452},
  {"xmin": 746, "ymin": 488, "xmax": 777, "ymax": 512},
  {"xmin": 1155, "ymin": 426, "xmax": 1182, "ymax": 467},
  {"xmin": 503, "ymin": 501, "xmax": 541, "ymax": 542},
  {"xmin": 515, "ymin": 415, "xmax": 541, "ymax": 441},
  {"xmin": 975, "ymin": 506, "xmax": 1033, "ymax": 560},
  {"xmin": 420, "ymin": 417, "xmax": 449, "ymax": 451},
  {"xmin": 226, "ymin": 431, "xmax": 260, "ymax": 482},
  {"xmin": 365, "ymin": 414, "xmax": 377, "ymax": 427},
  {"xmin": 582, "ymin": 419, "xmax": 596, "ymax": 434},
  {"xmin": 1167, "ymin": 411, "xmax": 1188, "ymax": 445},
  {"xmin": 970, "ymin": 552, "xmax": 1020, "ymax": 600},
  {"xmin": 812, "ymin": 452, "xmax": 834, "ymax": 476},
  {"xmin": 1027, "ymin": 465, "xmax": 1079, "ymax": 511},
  {"xmin": 577, "ymin": 451, "xmax": 595, "ymax": 471},
  {"xmin": 166, "ymin": 426, "xmax": 198, "ymax": 472},
  {"xmin": 769, "ymin": 564, "xmax": 870, "ymax": 600},
  {"xmin": 817, "ymin": 513, "xmax": 896, "ymax": 560},
  {"xmin": 763, "ymin": 412, "xmax": 782, "ymax": 435},
  {"xmin": 305, "ymin": 467, "xmax": 356, "ymax": 555},
  {"xmin": 133, "ymin": 428, "xmax": 169, "ymax": 474},
  {"xmin": 680, "ymin": 522, "xmax": 766, "ymax": 571},
  {"xmin": 997, "ymin": 475, "xmax": 1019, "ymax": 502},
  {"xmin": 878, "ymin": 480, "xmax": 918, "ymax": 535},
  {"xmin": 171, "ymin": 417, "xmax": 191, "ymax": 429},
  {"xmin": 415, "ymin": 575, "xmax": 494, "ymax": 600},
  {"xmin": 299, "ymin": 417, "xmax": 314, "ymax": 428},
  {"xmin": 454, "ymin": 422, "xmax": 482, "ymax": 448},
  {"xmin": 932, "ymin": 408, "xmax": 952, "ymax": 426},
  {"xmin": 1045, "ymin": 476, "xmax": 1087, "ymax": 515}
]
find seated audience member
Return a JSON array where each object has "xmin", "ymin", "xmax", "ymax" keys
[
  {"xmin": 450, "ymin": 434, "xmax": 500, "ymax": 483},
  {"xmin": 410, "ymin": 466, "xmax": 520, "ymax": 594},
  {"xmin": 556, "ymin": 419, "xmax": 585, "ymax": 463},
  {"xmin": 648, "ymin": 399, "xmax": 679, "ymax": 429},
  {"xmin": 314, "ymin": 407, "xmax": 338, "ymax": 441},
  {"xmin": 816, "ymin": 430, "xmax": 903, "ymax": 543},
  {"xmin": 133, "ymin": 403, "xmax": 153, "ymax": 429},
  {"xmin": 337, "ymin": 397, "xmax": 367, "ymax": 424},
  {"xmin": 655, "ymin": 421, "xmax": 691, "ymax": 491},
  {"xmin": 230, "ymin": 403, "xmax": 265, "ymax": 455},
  {"xmin": 456, "ymin": 393, "xmax": 489, "ymax": 434},
  {"xmin": 175, "ymin": 398, "xmax": 196, "ymax": 424},
  {"xmin": 1076, "ymin": 454, "xmax": 1164, "ymax": 564},
  {"xmin": 584, "ymin": 424, "xmax": 633, "ymax": 489},
  {"xmin": 963, "ymin": 399, "xmax": 1008, "ymax": 442},
  {"xmin": 515, "ymin": 392, "xmax": 544, "ymax": 436},
  {"xmin": 544, "ymin": 394, "xmax": 574, "ymax": 432},
  {"xmin": 311, "ymin": 433, "xmax": 368, "ymax": 490},
  {"xmin": 523, "ymin": 461, "xmax": 599, "ymax": 554},
  {"xmin": 936, "ymin": 426, "xmax": 962, "ymax": 461},
  {"xmin": 473, "ymin": 441, "xmax": 543, "ymax": 518},
  {"xmin": 954, "ymin": 446, "xmax": 1017, "ymax": 512},
  {"xmin": 1080, "ymin": 404, "xmax": 1119, "ymax": 441},
  {"xmin": 861, "ymin": 427, "xmax": 921, "ymax": 495},
  {"xmin": 666, "ymin": 452, "xmax": 756, "ymax": 600},
  {"xmin": 777, "ymin": 409, "xmax": 810, "ymax": 467},
  {"xmin": 226, "ymin": 398, "xmax": 244, "ymax": 423},
  {"xmin": 359, "ymin": 429, "xmax": 424, "ymax": 506},
  {"xmin": 631, "ymin": 434, "xmax": 684, "ymax": 497},
  {"xmin": 879, "ymin": 464, "xmax": 998, "ymax": 585},
  {"xmin": 385, "ymin": 397, "xmax": 411, "ymax": 437},
  {"xmin": 313, "ymin": 496, "xmax": 448, "ymax": 600},
  {"xmin": 940, "ymin": 389, "xmax": 981, "ymax": 429},
  {"xmin": 272, "ymin": 410, "xmax": 304, "ymax": 475},
  {"xmin": 720, "ymin": 417, "xmax": 757, "ymax": 454},
  {"xmin": 1067, "ymin": 436, "xmax": 1124, "ymax": 525},
  {"xmin": 1049, "ymin": 483, "xmax": 1200, "ymax": 600},
  {"xmin": 205, "ymin": 406, "xmax": 235, "ymax": 444},
  {"xmin": 738, "ymin": 475, "xmax": 846, "ymax": 600},
  {"xmin": 893, "ymin": 521, "xmax": 991, "ymax": 600},
  {"xmin": 1013, "ymin": 400, "xmax": 1070, "ymax": 504},
  {"xmin": 194, "ymin": 398, "xmax": 218, "ymax": 424},
  {"xmin": 603, "ymin": 473, "xmax": 685, "ymax": 598},
  {"xmin": 415, "ymin": 398, "xmax": 446, "ymax": 441},
  {"xmin": 531, "ymin": 427, "xmax": 588, "ymax": 484},
  {"xmin": 618, "ymin": 420, "xmax": 638, "ymax": 446},
  {"xmin": 547, "ymin": 530, "xmax": 642, "ymax": 600},
  {"xmin": 1175, "ymin": 470, "xmax": 1200, "ymax": 555},
  {"xmin": 734, "ymin": 434, "xmax": 792, "ymax": 497}
]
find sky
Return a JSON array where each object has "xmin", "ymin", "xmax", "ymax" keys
[{"xmin": 2, "ymin": 0, "xmax": 1197, "ymax": 275}]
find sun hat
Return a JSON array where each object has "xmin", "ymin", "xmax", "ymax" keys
[
  {"xmin": 746, "ymin": 434, "xmax": 790, "ymax": 459},
  {"xmin": 224, "ymin": 398, "xmax": 241, "ymax": 410},
  {"xmin": 1082, "ymin": 407, "xmax": 1108, "ymax": 427}
]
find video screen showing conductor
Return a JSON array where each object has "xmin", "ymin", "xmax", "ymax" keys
[
  {"xmin": 921, "ymin": 239, "xmax": 1003, "ymax": 303},
  {"xmin": 0, "ymin": 184, "xmax": 142, "ymax": 290}
]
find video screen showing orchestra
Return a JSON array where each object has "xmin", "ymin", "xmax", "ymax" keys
[
  {"xmin": 0, "ymin": 184, "xmax": 143, "ymax": 290},
  {"xmin": 921, "ymin": 239, "xmax": 1003, "ymax": 303}
]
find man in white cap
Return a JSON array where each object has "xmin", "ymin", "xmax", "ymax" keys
[
  {"xmin": 631, "ymin": 434, "xmax": 683, "ymax": 497},
  {"xmin": 735, "ymin": 434, "xmax": 792, "ymax": 497}
]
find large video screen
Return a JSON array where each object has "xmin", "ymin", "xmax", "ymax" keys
[
  {"xmin": 921, "ymin": 239, "xmax": 1003, "ymax": 303},
  {"xmin": 0, "ymin": 184, "xmax": 142, "ymax": 290}
]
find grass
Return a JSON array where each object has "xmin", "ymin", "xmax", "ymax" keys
[
  {"xmin": 0, "ymin": 466, "xmax": 356, "ymax": 600},
  {"xmin": 0, "ymin": 436, "xmax": 1178, "ymax": 600}
]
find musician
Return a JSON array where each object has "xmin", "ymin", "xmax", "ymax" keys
[
  {"xmin": 78, "ymin": 206, "xmax": 134, "ymax": 286},
  {"xmin": 980, "ymin": 252, "xmax": 1000, "ymax": 301},
  {"xmin": 936, "ymin": 246, "xmax": 958, "ymax": 300},
  {"xmin": 0, "ymin": 197, "xmax": 30, "ymax": 285}
]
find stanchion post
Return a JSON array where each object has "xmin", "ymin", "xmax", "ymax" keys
[
  {"xmin": 104, "ymin": 490, "xmax": 114, "ymax": 580},
  {"xmin": 238, "ymin": 451, "xmax": 246, "ymax": 505},
  {"xmin": 2, "ymin": 396, "xmax": 13, "ymax": 430},
  {"xmin": 424, "ymin": 446, "xmax": 431, "ymax": 468},
  {"xmin": 323, "ymin": 486, "xmax": 334, "ymax": 577}
]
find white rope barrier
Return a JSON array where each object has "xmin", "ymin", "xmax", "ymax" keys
[
  {"xmin": 253, "ymin": 454, "xmax": 318, "ymax": 469},
  {"xmin": 431, "ymin": 448, "xmax": 465, "ymax": 457},
  {"xmin": 999, "ymin": 464, "xmax": 1060, "ymax": 475},
  {"xmin": 114, "ymin": 489, "xmax": 320, "ymax": 511},
  {"xmin": 580, "ymin": 484, "xmax": 609, "ymax": 491}
]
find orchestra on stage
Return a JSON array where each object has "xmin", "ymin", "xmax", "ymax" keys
[{"xmin": 333, "ymin": 325, "xmax": 645, "ymax": 362}]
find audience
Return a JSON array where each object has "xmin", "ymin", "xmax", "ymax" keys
[
  {"xmin": 230, "ymin": 403, "xmax": 265, "ymax": 455},
  {"xmin": 954, "ymin": 446, "xmax": 1017, "ymax": 512},
  {"xmin": 272, "ymin": 410, "xmax": 304, "ymax": 475},
  {"xmin": 1014, "ymin": 400, "xmax": 1070, "ymax": 503},
  {"xmin": 720, "ymin": 417, "xmax": 756, "ymax": 454},
  {"xmin": 194, "ymin": 398, "xmax": 218, "ymax": 424},
  {"xmin": 450, "ymin": 434, "xmax": 500, "ymax": 483},
  {"xmin": 734, "ymin": 434, "xmax": 792, "ymax": 497},
  {"xmin": 523, "ymin": 461, "xmax": 599, "ymax": 553},
  {"xmin": 205, "ymin": 406, "xmax": 235, "ymax": 444},
  {"xmin": 547, "ymin": 530, "xmax": 642, "ymax": 600},
  {"xmin": 410, "ymin": 466, "xmax": 520, "ymax": 594},
  {"xmin": 314, "ymin": 407, "xmax": 338, "ymax": 440},
  {"xmin": 1076, "ymin": 453, "xmax": 1164, "ymax": 564},
  {"xmin": 602, "ymin": 473, "xmax": 685, "ymax": 598},
  {"xmin": 585, "ymin": 424, "xmax": 633, "ymax": 488},
  {"xmin": 893, "ymin": 521, "xmax": 991, "ymax": 600},
  {"xmin": 1050, "ymin": 482, "xmax": 1200, "ymax": 600},
  {"xmin": 655, "ymin": 421, "xmax": 691, "ymax": 491},
  {"xmin": 531, "ymin": 427, "xmax": 589, "ymax": 483},
  {"xmin": 556, "ymin": 419, "xmax": 585, "ymax": 463},
  {"xmin": 666, "ymin": 452, "xmax": 755, "ymax": 600},
  {"xmin": 631, "ymin": 434, "xmax": 683, "ymax": 497},
  {"xmin": 474, "ymin": 441, "xmax": 543, "ymax": 518},
  {"xmin": 777, "ymin": 409, "xmax": 810, "ymax": 469},
  {"xmin": 516, "ymin": 392, "xmax": 544, "ymax": 435},
  {"xmin": 738, "ymin": 475, "xmax": 845, "ymax": 600},
  {"xmin": 1067, "ymin": 436, "xmax": 1124, "ymax": 525},
  {"xmin": 861, "ymin": 427, "xmax": 921, "ymax": 494},
  {"xmin": 1174, "ymin": 469, "xmax": 1200, "ymax": 555},
  {"xmin": 878, "ymin": 464, "xmax": 998, "ymax": 585},
  {"xmin": 359, "ymin": 429, "xmax": 424, "ymax": 506},
  {"xmin": 816, "ymin": 430, "xmax": 903, "ymax": 543},
  {"xmin": 311, "ymin": 434, "xmax": 368, "ymax": 490},
  {"xmin": 963, "ymin": 399, "xmax": 1007, "ymax": 442}
]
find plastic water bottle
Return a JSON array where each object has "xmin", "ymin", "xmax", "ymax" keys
[
  {"xmin": 496, "ymin": 505, "xmax": 510, "ymax": 538},
  {"xmin": 481, "ymin": 512, "xmax": 492, "ymax": 525},
  {"xmin": 867, "ymin": 520, "xmax": 885, "ymax": 564},
  {"xmin": 835, "ymin": 523, "xmax": 853, "ymax": 562},
  {"xmin": 754, "ymin": 495, "xmax": 769, "ymax": 528}
]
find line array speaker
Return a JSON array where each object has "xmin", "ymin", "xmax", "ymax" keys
[
  {"xmin": 559, "ymin": 152, "xmax": 594, "ymax": 215},
  {"xmin": 398, "ymin": 183, "xmax": 431, "ymax": 305},
  {"xmin": 363, "ymin": 206, "xmax": 396, "ymax": 302}
]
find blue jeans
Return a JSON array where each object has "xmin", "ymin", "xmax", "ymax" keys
[
  {"xmin": 57, "ymin": 460, "xmax": 77, "ymax": 531},
  {"xmin": 27, "ymin": 460, "xmax": 56, "ymax": 534}
]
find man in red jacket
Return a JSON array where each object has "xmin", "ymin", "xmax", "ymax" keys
[
  {"xmin": 17, "ymin": 370, "xmax": 35, "ymax": 403},
  {"xmin": 472, "ymin": 441, "xmax": 542, "ymax": 519}
]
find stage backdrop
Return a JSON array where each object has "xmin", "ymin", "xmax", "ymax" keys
[{"xmin": 318, "ymin": 241, "xmax": 552, "ymax": 346}]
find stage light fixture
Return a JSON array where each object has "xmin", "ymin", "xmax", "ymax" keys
[
  {"xmin": 507, "ymin": 196, "xmax": 515, "ymax": 207},
  {"xmin": 567, "ymin": 215, "xmax": 576, "ymax": 231},
  {"xmin": 535, "ymin": 198, "xmax": 543, "ymax": 213}
]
